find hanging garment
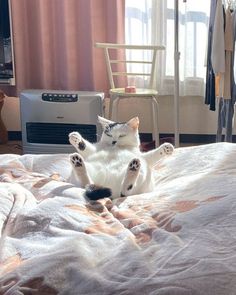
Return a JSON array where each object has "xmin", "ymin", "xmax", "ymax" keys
[
  {"xmin": 216, "ymin": 97, "xmax": 235, "ymax": 141},
  {"xmin": 216, "ymin": 9, "xmax": 236, "ymax": 142},
  {"xmin": 223, "ymin": 8, "xmax": 234, "ymax": 98},
  {"xmin": 211, "ymin": 0, "xmax": 225, "ymax": 75},
  {"xmin": 215, "ymin": 8, "xmax": 234, "ymax": 99},
  {"xmin": 205, "ymin": 0, "xmax": 218, "ymax": 111}
]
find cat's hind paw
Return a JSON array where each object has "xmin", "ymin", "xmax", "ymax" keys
[
  {"xmin": 70, "ymin": 153, "xmax": 84, "ymax": 167},
  {"xmin": 120, "ymin": 158, "xmax": 141, "ymax": 197},
  {"xmin": 160, "ymin": 143, "xmax": 174, "ymax": 155},
  {"xmin": 128, "ymin": 158, "xmax": 141, "ymax": 171}
]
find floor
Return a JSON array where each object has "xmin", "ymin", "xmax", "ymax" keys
[{"xmin": 0, "ymin": 141, "xmax": 23, "ymax": 155}]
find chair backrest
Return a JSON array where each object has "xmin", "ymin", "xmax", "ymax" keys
[{"xmin": 95, "ymin": 43, "xmax": 165, "ymax": 89}]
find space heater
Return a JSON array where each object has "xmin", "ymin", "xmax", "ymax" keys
[{"xmin": 20, "ymin": 89, "xmax": 104, "ymax": 154}]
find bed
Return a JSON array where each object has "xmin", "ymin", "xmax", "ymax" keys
[{"xmin": 0, "ymin": 142, "xmax": 236, "ymax": 295}]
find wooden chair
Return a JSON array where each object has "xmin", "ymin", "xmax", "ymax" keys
[{"xmin": 95, "ymin": 43, "xmax": 165, "ymax": 147}]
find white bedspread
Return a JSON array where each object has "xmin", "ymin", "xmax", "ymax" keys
[{"xmin": 0, "ymin": 143, "xmax": 236, "ymax": 295}]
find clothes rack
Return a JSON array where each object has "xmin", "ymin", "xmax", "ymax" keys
[
  {"xmin": 174, "ymin": 0, "xmax": 187, "ymax": 147},
  {"xmin": 174, "ymin": 0, "xmax": 180, "ymax": 147}
]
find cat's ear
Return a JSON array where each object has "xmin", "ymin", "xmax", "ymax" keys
[
  {"xmin": 127, "ymin": 117, "xmax": 139, "ymax": 130},
  {"xmin": 98, "ymin": 116, "xmax": 114, "ymax": 129}
]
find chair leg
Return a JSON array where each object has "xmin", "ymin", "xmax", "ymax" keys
[
  {"xmin": 108, "ymin": 94, "xmax": 114, "ymax": 119},
  {"xmin": 111, "ymin": 96, "xmax": 121, "ymax": 121},
  {"xmin": 108, "ymin": 99, "xmax": 113, "ymax": 119},
  {"xmin": 151, "ymin": 96, "xmax": 159, "ymax": 147}
]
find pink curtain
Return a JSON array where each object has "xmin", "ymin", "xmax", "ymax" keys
[{"xmin": 4, "ymin": 0, "xmax": 125, "ymax": 96}]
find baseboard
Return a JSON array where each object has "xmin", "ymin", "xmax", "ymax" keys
[
  {"xmin": 162, "ymin": 133, "xmax": 217, "ymax": 144},
  {"xmin": 140, "ymin": 133, "xmax": 218, "ymax": 144},
  {"xmin": 7, "ymin": 131, "xmax": 232, "ymax": 144},
  {"xmin": 8, "ymin": 131, "xmax": 22, "ymax": 141},
  {"xmin": 178, "ymin": 134, "xmax": 217, "ymax": 144}
]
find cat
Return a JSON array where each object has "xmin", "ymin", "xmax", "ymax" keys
[{"xmin": 69, "ymin": 116, "xmax": 174, "ymax": 201}]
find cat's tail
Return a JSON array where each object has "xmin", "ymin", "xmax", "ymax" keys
[{"xmin": 85, "ymin": 184, "xmax": 112, "ymax": 201}]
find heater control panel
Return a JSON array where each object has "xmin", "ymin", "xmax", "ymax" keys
[{"xmin": 42, "ymin": 93, "xmax": 78, "ymax": 102}]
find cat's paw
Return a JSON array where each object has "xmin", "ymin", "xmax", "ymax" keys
[
  {"xmin": 69, "ymin": 132, "xmax": 86, "ymax": 151},
  {"xmin": 160, "ymin": 143, "xmax": 174, "ymax": 155},
  {"xmin": 69, "ymin": 132, "xmax": 82, "ymax": 146},
  {"xmin": 70, "ymin": 153, "xmax": 84, "ymax": 167},
  {"xmin": 128, "ymin": 158, "xmax": 141, "ymax": 171}
]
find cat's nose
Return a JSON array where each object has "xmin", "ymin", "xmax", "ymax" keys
[{"xmin": 112, "ymin": 141, "xmax": 117, "ymax": 145}]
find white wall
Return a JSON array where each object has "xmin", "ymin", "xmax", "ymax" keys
[
  {"xmin": 105, "ymin": 95, "xmax": 218, "ymax": 135},
  {"xmin": 2, "ymin": 95, "xmax": 219, "ymax": 135}
]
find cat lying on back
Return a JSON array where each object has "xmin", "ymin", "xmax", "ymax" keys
[{"xmin": 69, "ymin": 116, "xmax": 174, "ymax": 200}]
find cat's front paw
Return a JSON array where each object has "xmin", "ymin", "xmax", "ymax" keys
[
  {"xmin": 69, "ymin": 132, "xmax": 82, "ymax": 146},
  {"xmin": 160, "ymin": 143, "xmax": 174, "ymax": 155},
  {"xmin": 69, "ymin": 132, "xmax": 86, "ymax": 151}
]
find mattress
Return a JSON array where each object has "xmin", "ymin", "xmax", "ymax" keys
[{"xmin": 0, "ymin": 142, "xmax": 236, "ymax": 294}]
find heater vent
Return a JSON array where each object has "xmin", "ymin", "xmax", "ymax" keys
[{"xmin": 26, "ymin": 122, "xmax": 97, "ymax": 144}]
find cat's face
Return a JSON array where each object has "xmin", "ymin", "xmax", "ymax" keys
[{"xmin": 98, "ymin": 116, "xmax": 140, "ymax": 147}]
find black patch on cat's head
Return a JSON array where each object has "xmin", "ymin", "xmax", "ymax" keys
[
  {"xmin": 104, "ymin": 122, "xmax": 125, "ymax": 136},
  {"xmin": 108, "ymin": 122, "xmax": 124, "ymax": 128},
  {"xmin": 104, "ymin": 126, "xmax": 111, "ymax": 136},
  {"xmin": 85, "ymin": 184, "xmax": 112, "ymax": 200}
]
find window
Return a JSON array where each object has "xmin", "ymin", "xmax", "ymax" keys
[
  {"xmin": 125, "ymin": 0, "xmax": 210, "ymax": 96},
  {"xmin": 0, "ymin": 0, "xmax": 15, "ymax": 85}
]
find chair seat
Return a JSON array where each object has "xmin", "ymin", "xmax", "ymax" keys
[{"xmin": 110, "ymin": 88, "xmax": 158, "ymax": 97}]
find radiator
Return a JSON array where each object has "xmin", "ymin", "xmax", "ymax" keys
[{"xmin": 20, "ymin": 89, "xmax": 104, "ymax": 154}]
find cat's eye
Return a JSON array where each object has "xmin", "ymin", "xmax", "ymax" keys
[
  {"xmin": 119, "ymin": 134, "xmax": 126, "ymax": 138},
  {"xmin": 106, "ymin": 133, "xmax": 112, "ymax": 137}
]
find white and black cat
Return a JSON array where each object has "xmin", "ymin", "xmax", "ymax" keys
[{"xmin": 69, "ymin": 116, "xmax": 174, "ymax": 200}]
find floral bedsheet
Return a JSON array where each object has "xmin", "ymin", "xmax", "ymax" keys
[{"xmin": 0, "ymin": 142, "xmax": 236, "ymax": 295}]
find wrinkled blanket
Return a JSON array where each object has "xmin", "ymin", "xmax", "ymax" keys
[{"xmin": 0, "ymin": 143, "xmax": 236, "ymax": 295}]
